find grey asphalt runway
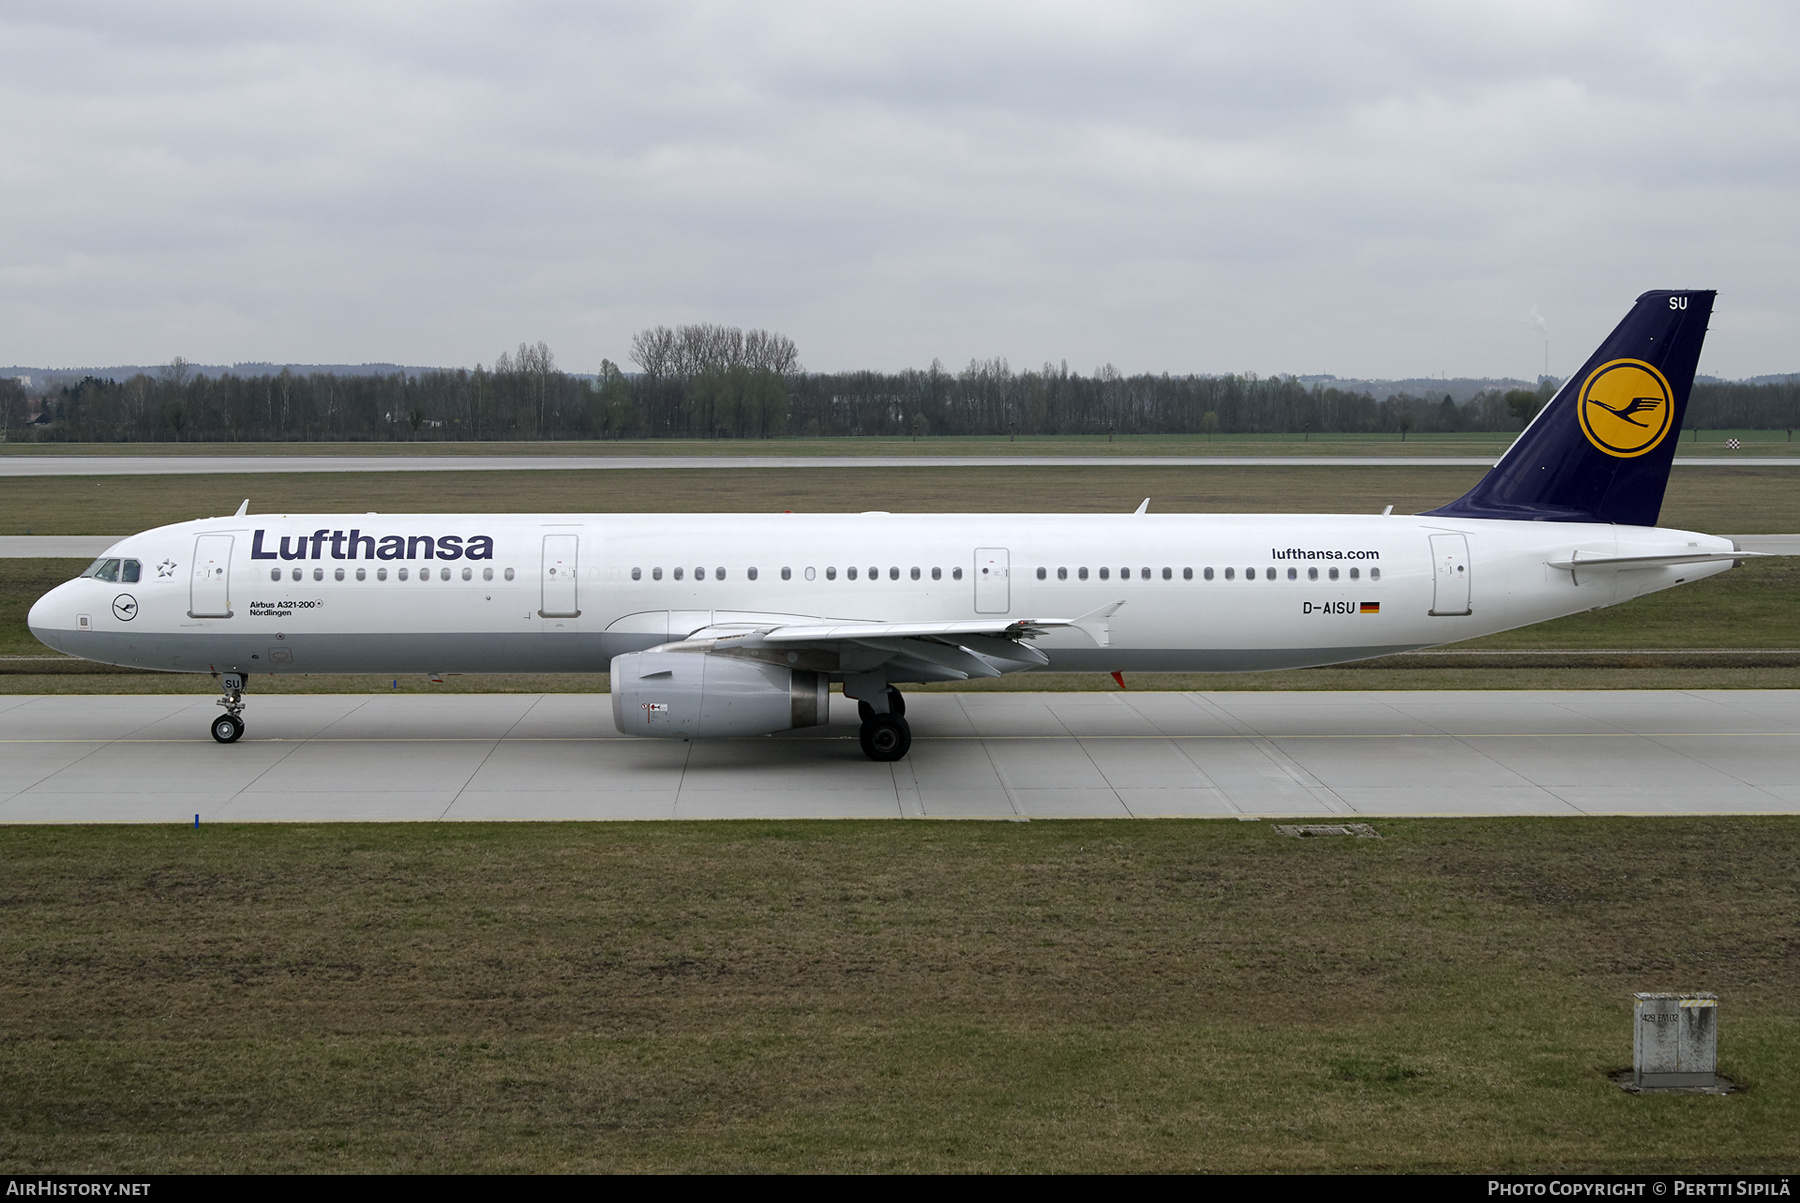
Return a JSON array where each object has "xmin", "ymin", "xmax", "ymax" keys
[
  {"xmin": 0, "ymin": 454, "xmax": 1793, "ymax": 475},
  {"xmin": 2, "ymin": 689, "xmax": 1794, "ymax": 822}
]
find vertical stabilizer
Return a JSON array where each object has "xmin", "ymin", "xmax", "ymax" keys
[{"xmin": 1426, "ymin": 290, "xmax": 1714, "ymax": 526}]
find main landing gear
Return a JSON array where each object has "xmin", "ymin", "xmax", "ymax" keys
[
  {"xmin": 856, "ymin": 686, "xmax": 910, "ymax": 762},
  {"xmin": 211, "ymin": 672, "xmax": 246, "ymax": 743}
]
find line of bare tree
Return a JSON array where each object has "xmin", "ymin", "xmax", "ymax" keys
[{"xmin": 4, "ymin": 328, "xmax": 1796, "ymax": 444}]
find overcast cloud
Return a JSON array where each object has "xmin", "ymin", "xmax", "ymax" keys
[{"xmin": 3, "ymin": 1, "xmax": 1796, "ymax": 378}]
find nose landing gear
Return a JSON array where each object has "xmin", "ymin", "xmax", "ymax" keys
[{"xmin": 211, "ymin": 672, "xmax": 246, "ymax": 743}]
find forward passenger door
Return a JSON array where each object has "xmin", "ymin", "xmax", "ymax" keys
[{"xmin": 188, "ymin": 535, "xmax": 235, "ymax": 618}]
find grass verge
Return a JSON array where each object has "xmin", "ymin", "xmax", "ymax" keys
[
  {"xmin": 2, "ymin": 431, "xmax": 1797, "ymax": 456},
  {"xmin": 3, "ymin": 464, "xmax": 1797, "ymax": 536},
  {"xmin": 0, "ymin": 819, "xmax": 1794, "ymax": 1173}
]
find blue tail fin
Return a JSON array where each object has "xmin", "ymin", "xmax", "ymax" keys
[{"xmin": 1426, "ymin": 290, "xmax": 1714, "ymax": 526}]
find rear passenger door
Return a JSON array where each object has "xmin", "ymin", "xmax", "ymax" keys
[{"xmin": 1428, "ymin": 533, "xmax": 1472, "ymax": 616}]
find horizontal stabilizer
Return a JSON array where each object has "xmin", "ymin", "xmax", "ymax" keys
[{"xmin": 1546, "ymin": 549, "xmax": 1761, "ymax": 584}]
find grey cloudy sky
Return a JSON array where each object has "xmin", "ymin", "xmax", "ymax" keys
[{"xmin": 4, "ymin": 1, "xmax": 1796, "ymax": 378}]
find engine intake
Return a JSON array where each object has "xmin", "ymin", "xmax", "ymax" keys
[{"xmin": 611, "ymin": 650, "xmax": 829, "ymax": 739}]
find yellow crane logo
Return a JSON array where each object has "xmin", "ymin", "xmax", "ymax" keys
[{"xmin": 1577, "ymin": 358, "xmax": 1675, "ymax": 457}]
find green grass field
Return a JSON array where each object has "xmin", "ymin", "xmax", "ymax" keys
[
  {"xmin": 3, "ymin": 463, "xmax": 1796, "ymax": 536},
  {"xmin": 2, "ymin": 452, "xmax": 1795, "ymax": 1174},
  {"xmin": 1, "ymin": 819, "xmax": 1793, "ymax": 1173},
  {"xmin": 3, "ymin": 430, "xmax": 1797, "ymax": 456}
]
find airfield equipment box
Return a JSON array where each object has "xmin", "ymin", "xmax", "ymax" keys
[{"xmin": 1633, "ymin": 993, "xmax": 1717, "ymax": 1088}]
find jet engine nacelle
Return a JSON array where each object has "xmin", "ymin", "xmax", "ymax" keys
[{"xmin": 610, "ymin": 650, "xmax": 830, "ymax": 739}]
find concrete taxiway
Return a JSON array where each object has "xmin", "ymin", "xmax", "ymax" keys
[{"xmin": 1, "ymin": 690, "xmax": 1794, "ymax": 823}]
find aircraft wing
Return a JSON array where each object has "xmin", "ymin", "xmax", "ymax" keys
[{"xmin": 670, "ymin": 602, "xmax": 1125, "ymax": 681}]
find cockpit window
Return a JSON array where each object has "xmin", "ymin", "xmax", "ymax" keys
[
  {"xmin": 121, "ymin": 560, "xmax": 141, "ymax": 583},
  {"xmin": 84, "ymin": 558, "xmax": 123, "ymax": 582}
]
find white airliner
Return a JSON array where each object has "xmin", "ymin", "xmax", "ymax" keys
[{"xmin": 30, "ymin": 291, "xmax": 1746, "ymax": 760}]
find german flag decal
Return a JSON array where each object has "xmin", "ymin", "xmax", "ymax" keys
[{"xmin": 1360, "ymin": 601, "xmax": 1380, "ymax": 614}]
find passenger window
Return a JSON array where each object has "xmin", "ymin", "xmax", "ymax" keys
[
  {"xmin": 377, "ymin": 567, "xmax": 388, "ymax": 581},
  {"xmin": 932, "ymin": 567, "xmax": 941, "ymax": 580},
  {"xmin": 313, "ymin": 568, "xmax": 324, "ymax": 581},
  {"xmin": 632, "ymin": 567, "xmax": 642, "ymax": 580},
  {"xmin": 888, "ymin": 566, "xmax": 898, "ymax": 580},
  {"xmin": 1203, "ymin": 567, "xmax": 1213, "ymax": 580},
  {"xmin": 1287, "ymin": 567, "xmax": 1297, "ymax": 580},
  {"xmin": 1370, "ymin": 567, "xmax": 1381, "ymax": 581},
  {"xmin": 1349, "ymin": 567, "xmax": 1360, "ymax": 580},
  {"xmin": 781, "ymin": 567, "xmax": 792, "ymax": 580},
  {"xmin": 1057, "ymin": 567, "xmax": 1068, "ymax": 580},
  {"xmin": 1099, "ymin": 567, "xmax": 1110, "ymax": 580},
  {"xmin": 357, "ymin": 568, "xmax": 367, "ymax": 581},
  {"xmin": 695, "ymin": 567, "xmax": 706, "ymax": 581},
  {"xmin": 483, "ymin": 567, "xmax": 493, "ymax": 581},
  {"xmin": 716, "ymin": 568, "xmax": 727, "ymax": 580},
  {"xmin": 674, "ymin": 567, "xmax": 684, "ymax": 581},
  {"xmin": 1328, "ymin": 567, "xmax": 1339, "ymax": 581},
  {"xmin": 1162, "ymin": 567, "xmax": 1171, "ymax": 580},
  {"xmin": 462, "ymin": 567, "xmax": 472, "ymax": 581},
  {"xmin": 270, "ymin": 568, "xmax": 281, "ymax": 582},
  {"xmin": 1036, "ymin": 567, "xmax": 1046, "ymax": 580},
  {"xmin": 869, "ymin": 566, "xmax": 879, "ymax": 580},
  {"xmin": 1141, "ymin": 568, "xmax": 1150, "ymax": 580},
  {"xmin": 847, "ymin": 566, "xmax": 857, "ymax": 580},
  {"xmin": 652, "ymin": 567, "xmax": 662, "ymax": 580},
  {"xmin": 1182, "ymin": 568, "xmax": 1192, "ymax": 580},
  {"xmin": 806, "ymin": 567, "xmax": 817, "ymax": 580},
  {"xmin": 1078, "ymin": 567, "xmax": 1088, "ymax": 580},
  {"xmin": 1308, "ymin": 567, "xmax": 1318, "ymax": 581},
  {"xmin": 399, "ymin": 567, "xmax": 409, "ymax": 581},
  {"xmin": 1266, "ymin": 568, "xmax": 1276, "ymax": 580},
  {"xmin": 1225, "ymin": 568, "xmax": 1234, "ymax": 580},
  {"xmin": 826, "ymin": 567, "xmax": 836, "ymax": 580},
  {"xmin": 952, "ymin": 567, "xmax": 963, "ymax": 580},
  {"xmin": 122, "ymin": 560, "xmax": 141, "ymax": 583},
  {"xmin": 291, "ymin": 568, "xmax": 302, "ymax": 581},
  {"xmin": 504, "ymin": 568, "xmax": 515, "ymax": 581},
  {"xmin": 1246, "ymin": 567, "xmax": 1256, "ymax": 580},
  {"xmin": 910, "ymin": 567, "xmax": 920, "ymax": 580},
  {"xmin": 335, "ymin": 568, "xmax": 345, "ymax": 581},
  {"xmin": 747, "ymin": 567, "xmax": 757, "ymax": 581}
]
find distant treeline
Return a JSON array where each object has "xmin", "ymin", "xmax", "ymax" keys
[{"xmin": 5, "ymin": 329, "xmax": 1797, "ymax": 443}]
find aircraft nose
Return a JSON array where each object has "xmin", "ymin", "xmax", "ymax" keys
[{"xmin": 27, "ymin": 581, "xmax": 77, "ymax": 653}]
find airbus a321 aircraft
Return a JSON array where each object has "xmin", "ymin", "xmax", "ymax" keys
[{"xmin": 31, "ymin": 290, "xmax": 1746, "ymax": 761}]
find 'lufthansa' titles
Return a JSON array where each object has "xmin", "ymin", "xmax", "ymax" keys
[{"xmin": 251, "ymin": 529, "xmax": 496, "ymax": 561}]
